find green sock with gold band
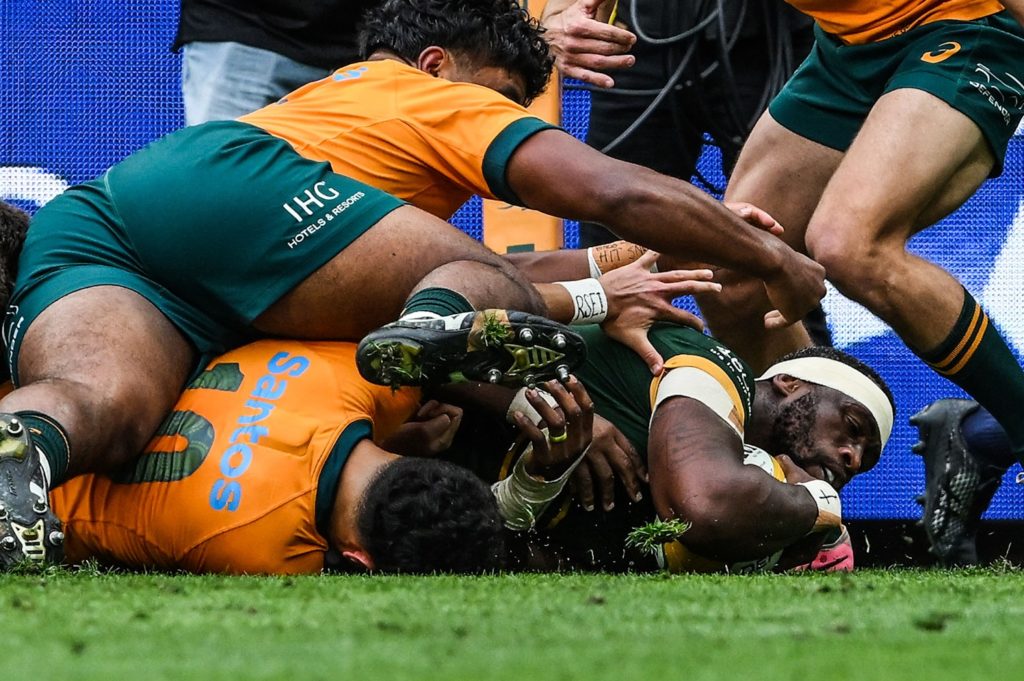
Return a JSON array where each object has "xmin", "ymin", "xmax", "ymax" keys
[{"xmin": 917, "ymin": 288, "xmax": 1024, "ymax": 461}]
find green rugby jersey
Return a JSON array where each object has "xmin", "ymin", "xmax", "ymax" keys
[{"xmin": 573, "ymin": 323, "xmax": 755, "ymax": 457}]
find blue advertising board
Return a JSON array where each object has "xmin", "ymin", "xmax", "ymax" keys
[{"xmin": 2, "ymin": 0, "xmax": 1023, "ymax": 518}]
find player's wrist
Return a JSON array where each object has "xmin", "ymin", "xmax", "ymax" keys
[
  {"xmin": 555, "ymin": 278, "xmax": 608, "ymax": 324},
  {"xmin": 586, "ymin": 241, "xmax": 649, "ymax": 277},
  {"xmin": 752, "ymin": 237, "xmax": 789, "ymax": 281},
  {"xmin": 796, "ymin": 479, "xmax": 842, "ymax": 533},
  {"xmin": 492, "ymin": 443, "xmax": 587, "ymax": 531}
]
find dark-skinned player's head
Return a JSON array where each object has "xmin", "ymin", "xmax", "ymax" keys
[
  {"xmin": 758, "ymin": 346, "xmax": 895, "ymax": 489},
  {"xmin": 359, "ymin": 0, "xmax": 553, "ymax": 105},
  {"xmin": 356, "ymin": 456, "xmax": 506, "ymax": 573},
  {"xmin": 0, "ymin": 201, "xmax": 29, "ymax": 313}
]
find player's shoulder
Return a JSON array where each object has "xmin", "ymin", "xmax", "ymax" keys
[
  {"xmin": 207, "ymin": 339, "xmax": 336, "ymax": 374},
  {"xmin": 649, "ymin": 324, "xmax": 756, "ymax": 431},
  {"xmin": 650, "ymin": 323, "xmax": 752, "ymax": 379}
]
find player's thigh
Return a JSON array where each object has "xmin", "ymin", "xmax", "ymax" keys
[
  {"xmin": 724, "ymin": 111, "xmax": 842, "ymax": 252},
  {"xmin": 253, "ymin": 204, "xmax": 524, "ymax": 338},
  {"xmin": 109, "ymin": 121, "xmax": 408, "ymax": 336},
  {"xmin": 807, "ymin": 88, "xmax": 994, "ymax": 261},
  {"xmin": 9, "ymin": 286, "xmax": 194, "ymax": 433},
  {"xmin": 808, "ymin": 12, "xmax": 1024, "ymax": 254}
]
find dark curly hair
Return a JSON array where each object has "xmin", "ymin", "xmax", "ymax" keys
[
  {"xmin": 774, "ymin": 345, "xmax": 895, "ymax": 414},
  {"xmin": 359, "ymin": 0, "xmax": 553, "ymax": 105},
  {"xmin": 0, "ymin": 202, "xmax": 28, "ymax": 313},
  {"xmin": 356, "ymin": 456, "xmax": 506, "ymax": 573}
]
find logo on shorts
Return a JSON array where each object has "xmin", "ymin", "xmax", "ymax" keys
[
  {"xmin": 969, "ymin": 63, "xmax": 1024, "ymax": 126},
  {"xmin": 284, "ymin": 184, "xmax": 367, "ymax": 250},
  {"xmin": 920, "ymin": 41, "xmax": 961, "ymax": 64},
  {"xmin": 283, "ymin": 181, "xmax": 342, "ymax": 223}
]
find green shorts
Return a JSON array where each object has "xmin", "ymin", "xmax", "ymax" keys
[
  {"xmin": 769, "ymin": 11, "xmax": 1024, "ymax": 176},
  {"xmin": 5, "ymin": 121, "xmax": 403, "ymax": 384}
]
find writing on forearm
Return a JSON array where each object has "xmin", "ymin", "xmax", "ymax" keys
[{"xmin": 590, "ymin": 240, "xmax": 648, "ymax": 275}]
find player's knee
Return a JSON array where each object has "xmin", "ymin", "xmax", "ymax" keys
[
  {"xmin": 493, "ymin": 260, "xmax": 546, "ymax": 314},
  {"xmin": 421, "ymin": 258, "xmax": 545, "ymax": 315},
  {"xmin": 809, "ymin": 226, "xmax": 908, "ymax": 316},
  {"xmin": 808, "ymin": 224, "xmax": 883, "ymax": 288},
  {"xmin": 84, "ymin": 375, "xmax": 178, "ymax": 462}
]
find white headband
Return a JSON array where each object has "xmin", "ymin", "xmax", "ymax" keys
[{"xmin": 758, "ymin": 357, "xmax": 893, "ymax": 447}]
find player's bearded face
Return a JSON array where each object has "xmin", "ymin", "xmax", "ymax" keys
[
  {"xmin": 770, "ymin": 392, "xmax": 820, "ymax": 467},
  {"xmin": 770, "ymin": 389, "xmax": 867, "ymax": 489}
]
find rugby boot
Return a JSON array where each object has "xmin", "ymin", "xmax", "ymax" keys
[
  {"xmin": 356, "ymin": 309, "xmax": 586, "ymax": 389},
  {"xmin": 911, "ymin": 399, "xmax": 1004, "ymax": 566},
  {"xmin": 0, "ymin": 413, "xmax": 64, "ymax": 569}
]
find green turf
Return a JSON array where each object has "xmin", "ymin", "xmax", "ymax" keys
[{"xmin": 2, "ymin": 567, "xmax": 1022, "ymax": 680}]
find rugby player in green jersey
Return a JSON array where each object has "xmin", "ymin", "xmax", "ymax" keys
[{"xmin": 442, "ymin": 321, "xmax": 893, "ymax": 573}]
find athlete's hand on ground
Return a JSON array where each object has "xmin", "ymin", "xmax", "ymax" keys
[
  {"xmin": 600, "ymin": 250, "xmax": 721, "ymax": 374},
  {"xmin": 570, "ymin": 414, "xmax": 646, "ymax": 511},
  {"xmin": 791, "ymin": 526, "xmax": 855, "ymax": 572},
  {"xmin": 724, "ymin": 201, "xmax": 784, "ymax": 237},
  {"xmin": 541, "ymin": 0, "xmax": 636, "ymax": 88},
  {"xmin": 761, "ymin": 249, "xmax": 826, "ymax": 329},
  {"xmin": 774, "ymin": 530, "xmax": 828, "ymax": 571},
  {"xmin": 510, "ymin": 377, "xmax": 594, "ymax": 479},
  {"xmin": 380, "ymin": 400, "xmax": 463, "ymax": 457}
]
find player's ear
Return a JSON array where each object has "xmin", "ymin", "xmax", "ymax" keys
[
  {"xmin": 341, "ymin": 548, "xmax": 375, "ymax": 572},
  {"xmin": 416, "ymin": 46, "xmax": 447, "ymax": 77},
  {"xmin": 771, "ymin": 373, "xmax": 804, "ymax": 396}
]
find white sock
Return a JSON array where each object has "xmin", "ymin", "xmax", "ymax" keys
[
  {"xmin": 399, "ymin": 311, "xmax": 442, "ymax": 322},
  {"xmin": 36, "ymin": 446, "xmax": 52, "ymax": 488},
  {"xmin": 399, "ymin": 310, "xmax": 476, "ymax": 330}
]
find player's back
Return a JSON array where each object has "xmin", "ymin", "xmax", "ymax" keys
[
  {"xmin": 240, "ymin": 59, "xmax": 551, "ymax": 218},
  {"xmin": 51, "ymin": 341, "xmax": 419, "ymax": 574}
]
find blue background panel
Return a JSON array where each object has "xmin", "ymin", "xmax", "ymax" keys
[{"xmin": 2, "ymin": 0, "xmax": 1023, "ymax": 519}]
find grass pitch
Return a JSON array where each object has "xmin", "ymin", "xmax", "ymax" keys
[{"xmin": 2, "ymin": 568, "xmax": 1022, "ymax": 681}]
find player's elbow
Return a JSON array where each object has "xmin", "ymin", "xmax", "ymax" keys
[{"xmin": 665, "ymin": 475, "xmax": 767, "ymax": 556}]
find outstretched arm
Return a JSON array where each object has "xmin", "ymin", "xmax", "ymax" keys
[
  {"xmin": 507, "ymin": 129, "xmax": 826, "ymax": 328},
  {"xmin": 647, "ymin": 398, "xmax": 826, "ymax": 562},
  {"xmin": 506, "ymin": 202, "xmax": 784, "ymax": 283},
  {"xmin": 522, "ymin": 255, "xmax": 717, "ymax": 373}
]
